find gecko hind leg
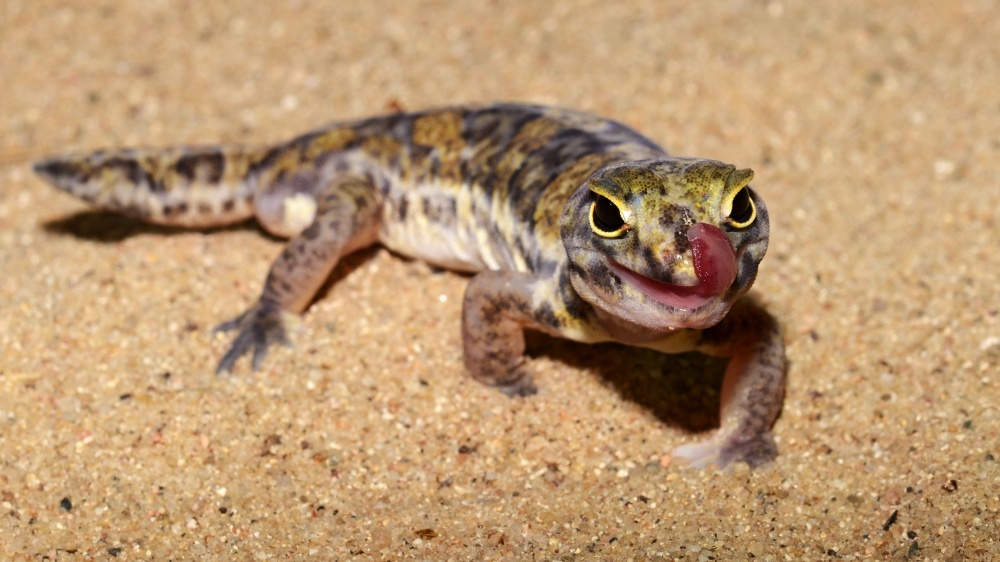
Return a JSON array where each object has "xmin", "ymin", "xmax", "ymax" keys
[{"xmin": 215, "ymin": 172, "xmax": 383, "ymax": 373}]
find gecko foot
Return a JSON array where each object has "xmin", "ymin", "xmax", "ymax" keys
[
  {"xmin": 494, "ymin": 369, "xmax": 538, "ymax": 397},
  {"xmin": 465, "ymin": 352, "xmax": 538, "ymax": 397},
  {"xmin": 214, "ymin": 302, "xmax": 291, "ymax": 373},
  {"xmin": 672, "ymin": 430, "xmax": 777, "ymax": 470}
]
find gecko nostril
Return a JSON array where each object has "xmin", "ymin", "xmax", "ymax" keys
[{"xmin": 662, "ymin": 248, "xmax": 683, "ymax": 264}]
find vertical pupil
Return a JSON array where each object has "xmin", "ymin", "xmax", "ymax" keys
[
  {"xmin": 594, "ymin": 196, "xmax": 624, "ymax": 231},
  {"xmin": 729, "ymin": 188, "xmax": 752, "ymax": 222}
]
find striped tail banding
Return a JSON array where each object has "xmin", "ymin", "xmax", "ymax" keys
[{"xmin": 33, "ymin": 145, "xmax": 269, "ymax": 228}]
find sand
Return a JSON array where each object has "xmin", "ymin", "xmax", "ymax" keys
[{"xmin": 1, "ymin": 1, "xmax": 998, "ymax": 559}]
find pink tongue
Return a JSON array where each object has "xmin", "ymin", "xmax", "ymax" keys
[{"xmin": 687, "ymin": 223, "xmax": 737, "ymax": 296}]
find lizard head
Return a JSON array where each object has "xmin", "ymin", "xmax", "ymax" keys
[{"xmin": 560, "ymin": 157, "xmax": 769, "ymax": 333}]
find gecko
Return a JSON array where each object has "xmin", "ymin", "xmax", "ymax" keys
[{"xmin": 33, "ymin": 103, "xmax": 786, "ymax": 468}]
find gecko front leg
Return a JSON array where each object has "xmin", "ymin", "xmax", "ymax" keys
[
  {"xmin": 673, "ymin": 299, "xmax": 786, "ymax": 468},
  {"xmin": 216, "ymin": 172, "xmax": 383, "ymax": 372},
  {"xmin": 462, "ymin": 271, "xmax": 570, "ymax": 397}
]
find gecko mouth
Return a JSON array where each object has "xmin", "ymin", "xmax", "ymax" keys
[
  {"xmin": 607, "ymin": 260, "xmax": 714, "ymax": 310},
  {"xmin": 606, "ymin": 223, "xmax": 738, "ymax": 311}
]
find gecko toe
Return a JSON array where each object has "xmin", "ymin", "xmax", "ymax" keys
[
  {"xmin": 214, "ymin": 303, "xmax": 289, "ymax": 373},
  {"xmin": 673, "ymin": 431, "xmax": 777, "ymax": 470},
  {"xmin": 723, "ymin": 432, "xmax": 778, "ymax": 468},
  {"xmin": 496, "ymin": 374, "xmax": 538, "ymax": 397}
]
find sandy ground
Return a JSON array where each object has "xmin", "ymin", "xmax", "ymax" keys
[{"xmin": 2, "ymin": 1, "xmax": 999, "ymax": 560}]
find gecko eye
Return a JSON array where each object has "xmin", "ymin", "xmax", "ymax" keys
[
  {"xmin": 726, "ymin": 186, "xmax": 756, "ymax": 228},
  {"xmin": 590, "ymin": 195, "xmax": 628, "ymax": 238}
]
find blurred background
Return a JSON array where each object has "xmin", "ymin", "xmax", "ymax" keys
[{"xmin": 2, "ymin": 1, "xmax": 998, "ymax": 559}]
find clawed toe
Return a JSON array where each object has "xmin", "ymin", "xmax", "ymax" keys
[
  {"xmin": 214, "ymin": 303, "xmax": 290, "ymax": 373},
  {"xmin": 673, "ymin": 431, "xmax": 777, "ymax": 470},
  {"xmin": 496, "ymin": 375, "xmax": 538, "ymax": 397}
]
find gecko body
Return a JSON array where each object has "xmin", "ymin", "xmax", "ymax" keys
[{"xmin": 35, "ymin": 104, "xmax": 786, "ymax": 468}]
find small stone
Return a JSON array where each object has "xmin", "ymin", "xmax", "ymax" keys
[
  {"xmin": 933, "ymin": 159, "xmax": 956, "ymax": 179},
  {"xmin": 488, "ymin": 531, "xmax": 505, "ymax": 546},
  {"xmin": 980, "ymin": 336, "xmax": 1000, "ymax": 352},
  {"xmin": 414, "ymin": 528, "xmax": 438, "ymax": 540}
]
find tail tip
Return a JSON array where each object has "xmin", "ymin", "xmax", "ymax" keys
[
  {"xmin": 33, "ymin": 156, "xmax": 65, "ymax": 178},
  {"xmin": 32, "ymin": 156, "xmax": 86, "ymax": 184}
]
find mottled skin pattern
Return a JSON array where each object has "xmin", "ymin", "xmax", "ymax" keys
[{"xmin": 34, "ymin": 104, "xmax": 786, "ymax": 468}]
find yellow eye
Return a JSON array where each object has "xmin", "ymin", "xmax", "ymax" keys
[
  {"xmin": 726, "ymin": 186, "xmax": 756, "ymax": 228},
  {"xmin": 590, "ymin": 195, "xmax": 628, "ymax": 238}
]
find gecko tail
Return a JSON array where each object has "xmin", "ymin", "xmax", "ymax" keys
[{"xmin": 33, "ymin": 145, "xmax": 269, "ymax": 228}]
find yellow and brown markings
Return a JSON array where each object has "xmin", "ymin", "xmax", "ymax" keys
[
  {"xmin": 530, "ymin": 152, "xmax": 623, "ymax": 259},
  {"xmin": 409, "ymin": 111, "xmax": 466, "ymax": 185},
  {"xmin": 301, "ymin": 127, "xmax": 358, "ymax": 162},
  {"xmin": 33, "ymin": 105, "xmax": 677, "ymax": 276},
  {"xmin": 491, "ymin": 115, "xmax": 566, "ymax": 183},
  {"xmin": 356, "ymin": 133, "xmax": 407, "ymax": 175},
  {"xmin": 171, "ymin": 150, "xmax": 226, "ymax": 185},
  {"xmin": 412, "ymin": 111, "xmax": 465, "ymax": 151},
  {"xmin": 33, "ymin": 146, "xmax": 262, "ymax": 227},
  {"xmin": 34, "ymin": 103, "xmax": 783, "ymax": 468}
]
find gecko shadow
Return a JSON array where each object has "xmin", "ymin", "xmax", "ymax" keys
[
  {"xmin": 316, "ymin": 255, "xmax": 728, "ymax": 434},
  {"xmin": 321, "ymin": 255, "xmax": 727, "ymax": 434},
  {"xmin": 42, "ymin": 209, "xmax": 270, "ymax": 243},
  {"xmin": 525, "ymin": 331, "xmax": 727, "ymax": 433}
]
